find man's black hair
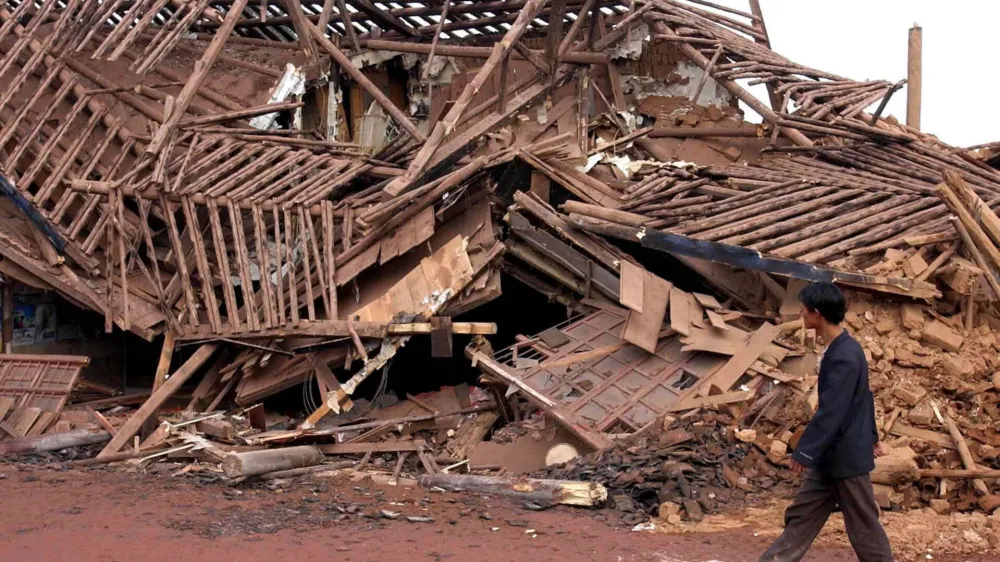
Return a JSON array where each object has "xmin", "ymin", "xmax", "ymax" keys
[{"xmin": 797, "ymin": 282, "xmax": 846, "ymax": 324}]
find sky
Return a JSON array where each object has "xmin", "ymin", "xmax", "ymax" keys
[{"xmin": 709, "ymin": 0, "xmax": 999, "ymax": 148}]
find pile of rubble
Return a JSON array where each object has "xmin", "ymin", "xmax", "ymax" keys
[{"xmin": 0, "ymin": 1, "xmax": 999, "ymax": 555}]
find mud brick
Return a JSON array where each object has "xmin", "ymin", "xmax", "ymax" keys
[
  {"xmin": 979, "ymin": 495, "xmax": 1000, "ymax": 513},
  {"xmin": 941, "ymin": 356, "xmax": 974, "ymax": 378},
  {"xmin": 875, "ymin": 318, "xmax": 897, "ymax": 335},
  {"xmin": 929, "ymin": 499, "xmax": 951, "ymax": 515},
  {"xmin": 922, "ymin": 320, "xmax": 964, "ymax": 352},
  {"xmin": 895, "ymin": 348, "xmax": 936, "ymax": 369},
  {"xmin": 892, "ymin": 383, "xmax": 927, "ymax": 406},
  {"xmin": 907, "ymin": 401, "xmax": 935, "ymax": 426},
  {"xmin": 872, "ymin": 484, "xmax": 893, "ymax": 509},
  {"xmin": 902, "ymin": 254, "xmax": 928, "ymax": 278},
  {"xmin": 901, "ymin": 304, "xmax": 925, "ymax": 331}
]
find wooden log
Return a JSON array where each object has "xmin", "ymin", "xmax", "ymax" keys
[
  {"xmin": 63, "ymin": 447, "xmax": 167, "ymax": 467},
  {"xmin": 417, "ymin": 474, "xmax": 607, "ymax": 507},
  {"xmin": 944, "ymin": 415, "xmax": 989, "ymax": 496},
  {"xmin": 97, "ymin": 344, "xmax": 219, "ymax": 458},
  {"xmin": 221, "ymin": 445, "xmax": 325, "ymax": 478},
  {"xmin": 936, "ymin": 182, "xmax": 1000, "ymax": 272},
  {"xmin": 871, "ymin": 448, "xmax": 919, "ymax": 486},
  {"xmin": 560, "ymin": 201, "xmax": 650, "ymax": 227},
  {"xmin": 946, "ymin": 170, "xmax": 1000, "ymax": 248},
  {"xmin": 0, "ymin": 429, "xmax": 110, "ymax": 456},
  {"xmin": 950, "ymin": 217, "xmax": 1000, "ymax": 304},
  {"xmin": 259, "ymin": 460, "xmax": 356, "ymax": 479},
  {"xmin": 919, "ymin": 468, "xmax": 1000, "ymax": 479}
]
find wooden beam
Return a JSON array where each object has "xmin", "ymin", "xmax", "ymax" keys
[
  {"xmin": 173, "ymin": 320, "xmax": 495, "ymax": 340},
  {"xmin": 144, "ymin": 0, "xmax": 249, "ymax": 157},
  {"xmin": 467, "ymin": 349, "xmax": 612, "ymax": 450},
  {"xmin": 944, "ymin": 414, "xmax": 989, "ymax": 496},
  {"xmin": 651, "ymin": 22, "xmax": 812, "ymax": 147},
  {"xmin": 382, "ymin": 0, "xmax": 551, "ymax": 198},
  {"xmin": 421, "ymin": 0, "xmax": 449, "ymax": 81},
  {"xmin": 361, "ymin": 39, "xmax": 605, "ymax": 65},
  {"xmin": 334, "ymin": 0, "xmax": 360, "ymax": 52},
  {"xmin": 97, "ymin": 344, "xmax": 218, "ymax": 458},
  {"xmin": 570, "ymin": 216, "xmax": 941, "ymax": 300},
  {"xmin": 307, "ymin": 22, "xmax": 425, "ymax": 142},
  {"xmin": 351, "ymin": 0, "xmax": 419, "ymax": 37},
  {"xmin": 281, "ymin": 0, "xmax": 320, "ymax": 66},
  {"xmin": 318, "ymin": 440, "xmax": 427, "ymax": 454},
  {"xmin": 179, "ymin": 100, "xmax": 304, "ymax": 128}
]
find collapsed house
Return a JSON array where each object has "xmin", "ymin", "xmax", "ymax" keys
[{"xmin": 1, "ymin": 0, "xmax": 1000, "ymax": 533}]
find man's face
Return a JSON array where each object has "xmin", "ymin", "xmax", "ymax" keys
[{"xmin": 801, "ymin": 304, "xmax": 823, "ymax": 330}]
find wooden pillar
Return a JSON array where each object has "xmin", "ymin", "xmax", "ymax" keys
[
  {"xmin": 2, "ymin": 279, "xmax": 12, "ymax": 354},
  {"xmin": 907, "ymin": 24, "xmax": 922, "ymax": 131},
  {"xmin": 152, "ymin": 332, "xmax": 176, "ymax": 392}
]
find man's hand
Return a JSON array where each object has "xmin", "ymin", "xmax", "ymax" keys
[
  {"xmin": 787, "ymin": 458, "xmax": 807, "ymax": 474},
  {"xmin": 874, "ymin": 442, "xmax": 884, "ymax": 458}
]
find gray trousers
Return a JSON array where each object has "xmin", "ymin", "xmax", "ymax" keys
[{"xmin": 759, "ymin": 469, "xmax": 893, "ymax": 562}]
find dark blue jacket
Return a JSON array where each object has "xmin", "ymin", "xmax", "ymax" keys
[{"xmin": 791, "ymin": 330, "xmax": 877, "ymax": 479}]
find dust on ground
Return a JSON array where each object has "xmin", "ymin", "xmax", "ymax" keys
[{"xmin": 0, "ymin": 461, "xmax": 993, "ymax": 562}]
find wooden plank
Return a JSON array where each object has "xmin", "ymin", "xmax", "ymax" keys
[
  {"xmin": 12, "ymin": 406, "xmax": 41, "ymax": 436},
  {"xmin": 695, "ymin": 323, "xmax": 780, "ymax": 396},
  {"xmin": 539, "ymin": 343, "xmax": 628, "ymax": 369},
  {"xmin": 230, "ymin": 201, "xmax": 260, "ymax": 331},
  {"xmin": 86, "ymin": 406, "xmax": 122, "ymax": 443},
  {"xmin": 706, "ymin": 309, "xmax": 729, "ymax": 330},
  {"xmin": 890, "ymin": 423, "xmax": 955, "ymax": 449},
  {"xmin": 25, "ymin": 410, "xmax": 55, "ymax": 437},
  {"xmin": 692, "ymin": 292, "xmax": 723, "ymax": 310},
  {"xmin": 0, "ymin": 396, "xmax": 16, "ymax": 420},
  {"xmin": 619, "ymin": 260, "xmax": 643, "ymax": 313},
  {"xmin": 622, "ymin": 272, "xmax": 671, "ymax": 353},
  {"xmin": 669, "ymin": 287, "xmax": 691, "ymax": 337}
]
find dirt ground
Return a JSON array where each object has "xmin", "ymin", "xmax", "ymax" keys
[{"xmin": 0, "ymin": 462, "xmax": 992, "ymax": 562}]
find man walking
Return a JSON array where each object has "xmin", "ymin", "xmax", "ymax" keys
[{"xmin": 760, "ymin": 282, "xmax": 893, "ymax": 562}]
